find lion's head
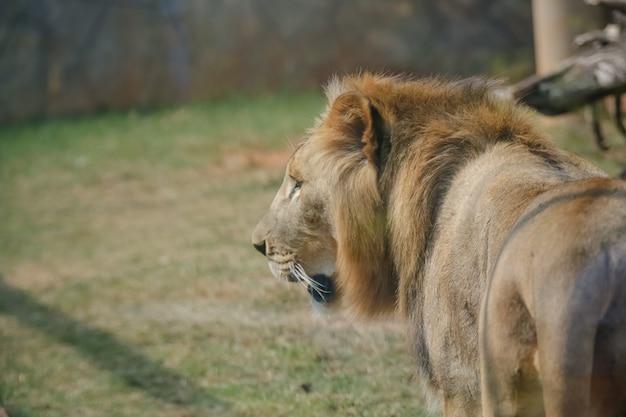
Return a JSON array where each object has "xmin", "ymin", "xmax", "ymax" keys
[{"xmin": 251, "ymin": 75, "xmax": 399, "ymax": 317}]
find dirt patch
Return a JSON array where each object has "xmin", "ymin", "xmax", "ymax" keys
[{"xmin": 215, "ymin": 149, "xmax": 291, "ymax": 173}]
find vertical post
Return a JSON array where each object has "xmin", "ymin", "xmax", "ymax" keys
[{"xmin": 531, "ymin": 0, "xmax": 572, "ymax": 75}]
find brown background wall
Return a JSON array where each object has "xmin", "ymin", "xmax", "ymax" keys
[{"xmin": 0, "ymin": 0, "xmax": 597, "ymax": 124}]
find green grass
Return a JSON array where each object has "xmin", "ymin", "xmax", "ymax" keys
[
  {"xmin": 0, "ymin": 94, "xmax": 624, "ymax": 417},
  {"xmin": 0, "ymin": 93, "xmax": 429, "ymax": 417}
]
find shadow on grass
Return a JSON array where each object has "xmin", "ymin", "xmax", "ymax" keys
[{"xmin": 0, "ymin": 274, "xmax": 229, "ymax": 414}]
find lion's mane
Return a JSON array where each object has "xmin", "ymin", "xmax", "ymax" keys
[{"xmin": 312, "ymin": 74, "xmax": 561, "ymax": 318}]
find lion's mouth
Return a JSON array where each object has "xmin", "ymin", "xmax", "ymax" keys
[
  {"xmin": 288, "ymin": 264, "xmax": 335, "ymax": 304},
  {"xmin": 306, "ymin": 274, "xmax": 334, "ymax": 304}
]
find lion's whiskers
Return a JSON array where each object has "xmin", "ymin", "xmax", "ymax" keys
[
  {"xmin": 290, "ymin": 263, "xmax": 331, "ymax": 296},
  {"xmin": 283, "ymin": 136, "xmax": 297, "ymax": 152}
]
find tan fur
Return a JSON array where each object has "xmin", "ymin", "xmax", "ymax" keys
[{"xmin": 252, "ymin": 73, "xmax": 626, "ymax": 416}]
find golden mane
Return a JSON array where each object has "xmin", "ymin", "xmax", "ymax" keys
[{"xmin": 308, "ymin": 73, "xmax": 563, "ymax": 317}]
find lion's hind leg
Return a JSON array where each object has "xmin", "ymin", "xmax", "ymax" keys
[
  {"xmin": 482, "ymin": 245, "xmax": 626, "ymax": 417},
  {"xmin": 532, "ymin": 248, "xmax": 626, "ymax": 417},
  {"xmin": 585, "ymin": 246, "xmax": 626, "ymax": 417},
  {"xmin": 588, "ymin": 317, "xmax": 626, "ymax": 417}
]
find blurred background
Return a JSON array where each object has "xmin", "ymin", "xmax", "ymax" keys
[
  {"xmin": 1, "ymin": 1, "xmax": 625, "ymax": 417},
  {"xmin": 0, "ymin": 0, "xmax": 607, "ymax": 124}
]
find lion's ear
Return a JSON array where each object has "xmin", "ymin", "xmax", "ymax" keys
[{"xmin": 325, "ymin": 92, "xmax": 386, "ymax": 165}]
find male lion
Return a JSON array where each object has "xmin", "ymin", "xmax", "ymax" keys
[{"xmin": 251, "ymin": 73, "xmax": 626, "ymax": 417}]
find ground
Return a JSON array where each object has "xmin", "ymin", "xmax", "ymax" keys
[{"xmin": 0, "ymin": 95, "xmax": 430, "ymax": 417}]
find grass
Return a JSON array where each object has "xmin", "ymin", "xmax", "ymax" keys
[
  {"xmin": 0, "ymin": 94, "xmax": 427, "ymax": 417},
  {"xmin": 0, "ymin": 93, "xmax": 624, "ymax": 417}
]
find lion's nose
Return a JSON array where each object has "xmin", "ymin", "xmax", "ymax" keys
[{"xmin": 253, "ymin": 241, "xmax": 266, "ymax": 256}]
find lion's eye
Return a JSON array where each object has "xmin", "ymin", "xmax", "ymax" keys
[{"xmin": 289, "ymin": 177, "xmax": 302, "ymax": 198}]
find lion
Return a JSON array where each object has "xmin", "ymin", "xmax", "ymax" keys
[{"xmin": 251, "ymin": 73, "xmax": 626, "ymax": 417}]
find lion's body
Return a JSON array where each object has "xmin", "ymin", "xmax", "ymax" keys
[
  {"xmin": 423, "ymin": 146, "xmax": 626, "ymax": 416},
  {"xmin": 252, "ymin": 74, "xmax": 626, "ymax": 416}
]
